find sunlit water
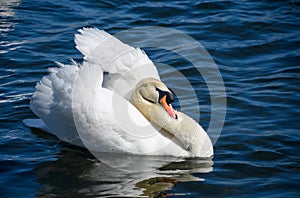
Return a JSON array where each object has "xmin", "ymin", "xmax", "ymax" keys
[{"xmin": 1, "ymin": 0, "xmax": 299, "ymax": 197}]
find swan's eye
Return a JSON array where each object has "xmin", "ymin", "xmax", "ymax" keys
[{"xmin": 156, "ymin": 87, "xmax": 174, "ymax": 105}]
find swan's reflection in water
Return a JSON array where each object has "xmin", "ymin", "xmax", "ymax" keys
[{"xmin": 35, "ymin": 144, "xmax": 213, "ymax": 197}]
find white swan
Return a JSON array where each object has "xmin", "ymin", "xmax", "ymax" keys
[{"xmin": 23, "ymin": 28, "xmax": 213, "ymax": 158}]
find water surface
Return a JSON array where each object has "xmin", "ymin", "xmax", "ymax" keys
[{"xmin": 0, "ymin": 0, "xmax": 299, "ymax": 197}]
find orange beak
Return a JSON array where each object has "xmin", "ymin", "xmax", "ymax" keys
[{"xmin": 160, "ymin": 95, "xmax": 177, "ymax": 119}]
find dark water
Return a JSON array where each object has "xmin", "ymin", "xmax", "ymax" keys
[{"xmin": 1, "ymin": 0, "xmax": 300, "ymax": 197}]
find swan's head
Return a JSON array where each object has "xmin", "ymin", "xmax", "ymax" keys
[
  {"xmin": 130, "ymin": 78, "xmax": 214, "ymax": 157},
  {"xmin": 130, "ymin": 78, "xmax": 178, "ymax": 121}
]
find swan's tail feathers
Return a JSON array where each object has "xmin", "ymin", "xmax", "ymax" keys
[
  {"xmin": 30, "ymin": 62, "xmax": 79, "ymax": 118},
  {"xmin": 29, "ymin": 62, "xmax": 83, "ymax": 143},
  {"xmin": 23, "ymin": 119, "xmax": 52, "ymax": 134}
]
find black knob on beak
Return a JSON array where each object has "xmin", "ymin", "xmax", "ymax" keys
[{"xmin": 156, "ymin": 87, "xmax": 174, "ymax": 105}]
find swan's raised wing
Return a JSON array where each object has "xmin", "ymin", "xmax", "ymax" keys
[
  {"xmin": 75, "ymin": 27, "xmax": 160, "ymax": 99},
  {"xmin": 28, "ymin": 60, "xmax": 142, "ymax": 151}
]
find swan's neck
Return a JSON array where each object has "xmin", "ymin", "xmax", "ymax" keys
[{"xmin": 130, "ymin": 91, "xmax": 213, "ymax": 157}]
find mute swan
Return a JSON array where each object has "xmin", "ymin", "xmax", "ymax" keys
[{"xmin": 23, "ymin": 28, "xmax": 213, "ymax": 158}]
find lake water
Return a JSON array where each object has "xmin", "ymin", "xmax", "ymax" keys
[{"xmin": 1, "ymin": 0, "xmax": 300, "ymax": 197}]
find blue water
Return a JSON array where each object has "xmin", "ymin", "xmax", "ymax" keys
[{"xmin": 1, "ymin": 0, "xmax": 300, "ymax": 197}]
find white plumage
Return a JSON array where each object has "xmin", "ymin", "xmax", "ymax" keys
[{"xmin": 24, "ymin": 28, "xmax": 213, "ymax": 158}]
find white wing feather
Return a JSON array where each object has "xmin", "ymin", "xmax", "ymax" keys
[
  {"xmin": 30, "ymin": 62, "xmax": 83, "ymax": 146},
  {"xmin": 75, "ymin": 27, "xmax": 160, "ymax": 99}
]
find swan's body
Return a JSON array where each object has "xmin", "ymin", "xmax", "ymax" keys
[{"xmin": 24, "ymin": 28, "xmax": 213, "ymax": 157}]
